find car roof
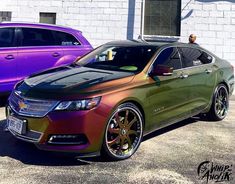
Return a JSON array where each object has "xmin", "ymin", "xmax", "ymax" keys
[
  {"xmin": 105, "ymin": 39, "xmax": 198, "ymax": 48},
  {"xmin": 0, "ymin": 21, "xmax": 81, "ymax": 33},
  {"xmin": 105, "ymin": 40, "xmax": 166, "ymax": 47},
  {"xmin": 104, "ymin": 40, "xmax": 216, "ymax": 56}
]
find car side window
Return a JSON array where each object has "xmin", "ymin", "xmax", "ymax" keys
[
  {"xmin": 179, "ymin": 47, "xmax": 213, "ymax": 68},
  {"xmin": 53, "ymin": 31, "xmax": 80, "ymax": 46},
  {"xmin": 198, "ymin": 51, "xmax": 213, "ymax": 64},
  {"xmin": 153, "ymin": 47, "xmax": 182, "ymax": 70},
  {"xmin": 21, "ymin": 28, "xmax": 55, "ymax": 46},
  {"xmin": 0, "ymin": 28, "xmax": 15, "ymax": 48}
]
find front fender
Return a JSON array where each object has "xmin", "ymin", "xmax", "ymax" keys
[{"xmin": 54, "ymin": 55, "xmax": 81, "ymax": 67}]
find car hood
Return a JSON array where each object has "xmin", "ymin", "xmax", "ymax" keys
[{"xmin": 17, "ymin": 66, "xmax": 135, "ymax": 99}]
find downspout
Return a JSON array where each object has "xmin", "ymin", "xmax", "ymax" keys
[{"xmin": 140, "ymin": 0, "xmax": 145, "ymax": 41}]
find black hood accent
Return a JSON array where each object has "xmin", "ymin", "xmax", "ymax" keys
[{"xmin": 17, "ymin": 66, "xmax": 134, "ymax": 98}]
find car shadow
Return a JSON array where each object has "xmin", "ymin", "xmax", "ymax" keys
[
  {"xmin": 0, "ymin": 115, "xmax": 210, "ymax": 165},
  {"xmin": 0, "ymin": 119, "xmax": 92, "ymax": 166},
  {"xmin": 143, "ymin": 115, "xmax": 206, "ymax": 142}
]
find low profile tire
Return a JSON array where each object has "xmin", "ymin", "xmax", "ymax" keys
[
  {"xmin": 207, "ymin": 84, "xmax": 229, "ymax": 121},
  {"xmin": 102, "ymin": 103, "xmax": 143, "ymax": 160}
]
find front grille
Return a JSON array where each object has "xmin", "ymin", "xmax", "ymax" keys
[{"xmin": 9, "ymin": 92, "xmax": 58, "ymax": 117}]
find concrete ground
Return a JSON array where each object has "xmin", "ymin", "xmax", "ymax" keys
[{"xmin": 0, "ymin": 97, "xmax": 234, "ymax": 184}]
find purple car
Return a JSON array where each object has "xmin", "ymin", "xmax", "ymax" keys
[{"xmin": 0, "ymin": 22, "xmax": 92, "ymax": 95}]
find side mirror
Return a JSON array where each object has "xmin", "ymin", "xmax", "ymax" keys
[{"xmin": 149, "ymin": 65, "xmax": 173, "ymax": 77}]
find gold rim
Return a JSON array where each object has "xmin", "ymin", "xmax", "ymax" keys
[{"xmin": 105, "ymin": 106, "xmax": 143, "ymax": 159}]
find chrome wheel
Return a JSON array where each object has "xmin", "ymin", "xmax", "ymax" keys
[
  {"xmin": 214, "ymin": 85, "xmax": 228, "ymax": 119},
  {"xmin": 104, "ymin": 103, "xmax": 143, "ymax": 160},
  {"xmin": 207, "ymin": 84, "xmax": 229, "ymax": 121}
]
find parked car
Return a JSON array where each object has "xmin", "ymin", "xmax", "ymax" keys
[
  {"xmin": 6, "ymin": 40, "xmax": 234, "ymax": 160},
  {"xmin": 0, "ymin": 22, "xmax": 92, "ymax": 96}
]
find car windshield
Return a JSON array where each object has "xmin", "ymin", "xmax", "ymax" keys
[{"xmin": 75, "ymin": 45, "xmax": 158, "ymax": 73}]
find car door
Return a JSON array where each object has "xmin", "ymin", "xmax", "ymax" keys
[
  {"xmin": 52, "ymin": 30, "xmax": 91, "ymax": 65},
  {"xmin": 146, "ymin": 47, "xmax": 192, "ymax": 130},
  {"xmin": 16, "ymin": 27, "xmax": 64, "ymax": 81},
  {"xmin": 178, "ymin": 47, "xmax": 216, "ymax": 114},
  {"xmin": 0, "ymin": 27, "xmax": 18, "ymax": 93}
]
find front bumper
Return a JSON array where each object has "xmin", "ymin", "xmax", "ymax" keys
[{"xmin": 6, "ymin": 104, "xmax": 110, "ymax": 155}]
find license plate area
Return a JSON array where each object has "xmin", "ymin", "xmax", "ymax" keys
[{"xmin": 7, "ymin": 116, "xmax": 26, "ymax": 135}]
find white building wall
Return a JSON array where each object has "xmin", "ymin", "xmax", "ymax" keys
[
  {"xmin": 181, "ymin": 0, "xmax": 235, "ymax": 66},
  {"xmin": 0, "ymin": 0, "xmax": 235, "ymax": 65},
  {"xmin": 0, "ymin": 0, "xmax": 142, "ymax": 47}
]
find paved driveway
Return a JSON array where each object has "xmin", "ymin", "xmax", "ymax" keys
[{"xmin": 0, "ymin": 97, "xmax": 234, "ymax": 184}]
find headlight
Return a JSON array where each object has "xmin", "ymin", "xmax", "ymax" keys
[{"xmin": 54, "ymin": 97, "xmax": 101, "ymax": 111}]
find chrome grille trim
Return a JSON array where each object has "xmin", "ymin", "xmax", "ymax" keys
[
  {"xmin": 9, "ymin": 92, "xmax": 59, "ymax": 118},
  {"xmin": 9, "ymin": 128, "xmax": 42, "ymax": 143}
]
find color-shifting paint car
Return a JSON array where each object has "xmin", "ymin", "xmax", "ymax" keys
[
  {"xmin": 0, "ymin": 22, "xmax": 92, "ymax": 96},
  {"xmin": 6, "ymin": 40, "xmax": 234, "ymax": 160}
]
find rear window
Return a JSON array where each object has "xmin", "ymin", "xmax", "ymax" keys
[
  {"xmin": 0, "ymin": 28, "xmax": 15, "ymax": 47},
  {"xmin": 21, "ymin": 28, "xmax": 55, "ymax": 46},
  {"xmin": 179, "ymin": 47, "xmax": 213, "ymax": 68},
  {"xmin": 53, "ymin": 31, "xmax": 80, "ymax": 46}
]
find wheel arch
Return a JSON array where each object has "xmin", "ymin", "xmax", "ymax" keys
[
  {"xmin": 114, "ymin": 99, "xmax": 146, "ymax": 130},
  {"xmin": 203, "ymin": 81, "xmax": 230, "ymax": 114},
  {"xmin": 125, "ymin": 100, "xmax": 145, "ymax": 126},
  {"xmin": 206, "ymin": 81, "xmax": 229, "ymax": 121},
  {"xmin": 211, "ymin": 81, "xmax": 230, "ymax": 104},
  {"xmin": 218, "ymin": 81, "xmax": 229, "ymax": 94}
]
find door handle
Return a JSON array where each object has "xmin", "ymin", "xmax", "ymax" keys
[
  {"xmin": 52, "ymin": 52, "xmax": 60, "ymax": 57},
  {"xmin": 5, "ymin": 55, "xmax": 14, "ymax": 60},
  {"xmin": 179, "ymin": 73, "xmax": 189, "ymax": 79},
  {"xmin": 205, "ymin": 69, "xmax": 212, "ymax": 74}
]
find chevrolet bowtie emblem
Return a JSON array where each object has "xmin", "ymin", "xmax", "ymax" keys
[{"xmin": 18, "ymin": 100, "xmax": 27, "ymax": 110}]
